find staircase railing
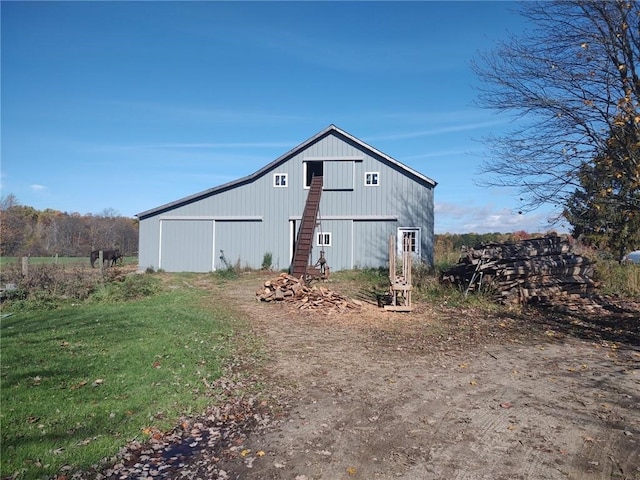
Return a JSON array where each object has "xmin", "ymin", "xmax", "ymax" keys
[{"xmin": 290, "ymin": 175, "xmax": 323, "ymax": 278}]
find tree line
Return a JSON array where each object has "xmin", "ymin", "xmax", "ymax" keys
[
  {"xmin": 434, "ymin": 231, "xmax": 544, "ymax": 259},
  {"xmin": 0, "ymin": 194, "xmax": 138, "ymax": 257}
]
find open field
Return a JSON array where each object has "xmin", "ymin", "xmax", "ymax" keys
[{"xmin": 0, "ymin": 256, "xmax": 138, "ymax": 268}]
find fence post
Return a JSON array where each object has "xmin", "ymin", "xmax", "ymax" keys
[
  {"xmin": 99, "ymin": 250, "xmax": 104, "ymax": 274},
  {"xmin": 21, "ymin": 256, "xmax": 29, "ymax": 276}
]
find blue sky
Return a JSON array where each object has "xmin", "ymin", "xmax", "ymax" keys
[{"xmin": 1, "ymin": 1, "xmax": 564, "ymax": 234}]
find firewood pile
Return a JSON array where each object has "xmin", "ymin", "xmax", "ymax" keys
[
  {"xmin": 441, "ymin": 235, "xmax": 598, "ymax": 305},
  {"xmin": 256, "ymin": 273, "xmax": 362, "ymax": 312}
]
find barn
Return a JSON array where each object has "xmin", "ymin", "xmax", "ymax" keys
[{"xmin": 136, "ymin": 125, "xmax": 437, "ymax": 273}]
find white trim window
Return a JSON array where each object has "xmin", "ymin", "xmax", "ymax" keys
[
  {"xmin": 316, "ymin": 232, "xmax": 332, "ymax": 247},
  {"xmin": 365, "ymin": 172, "xmax": 379, "ymax": 186},
  {"xmin": 274, "ymin": 173, "xmax": 288, "ymax": 187},
  {"xmin": 397, "ymin": 227, "xmax": 420, "ymax": 256}
]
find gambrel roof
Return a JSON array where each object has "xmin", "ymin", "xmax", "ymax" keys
[{"xmin": 137, "ymin": 124, "xmax": 437, "ymax": 220}]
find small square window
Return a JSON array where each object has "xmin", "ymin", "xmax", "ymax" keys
[
  {"xmin": 316, "ymin": 232, "xmax": 332, "ymax": 247},
  {"xmin": 365, "ymin": 172, "xmax": 379, "ymax": 186},
  {"xmin": 398, "ymin": 228, "xmax": 421, "ymax": 256},
  {"xmin": 274, "ymin": 173, "xmax": 288, "ymax": 187}
]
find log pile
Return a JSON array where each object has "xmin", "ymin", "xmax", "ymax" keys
[
  {"xmin": 256, "ymin": 273, "xmax": 362, "ymax": 312},
  {"xmin": 441, "ymin": 236, "xmax": 598, "ymax": 305}
]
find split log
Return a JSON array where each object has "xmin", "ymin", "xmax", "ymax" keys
[
  {"xmin": 441, "ymin": 235, "xmax": 598, "ymax": 305},
  {"xmin": 256, "ymin": 273, "xmax": 361, "ymax": 312}
]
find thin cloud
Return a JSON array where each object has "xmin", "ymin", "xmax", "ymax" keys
[
  {"xmin": 405, "ymin": 147, "xmax": 482, "ymax": 161},
  {"xmin": 30, "ymin": 184, "xmax": 47, "ymax": 191},
  {"xmin": 365, "ymin": 120, "xmax": 507, "ymax": 142},
  {"xmin": 101, "ymin": 100, "xmax": 310, "ymax": 125},
  {"xmin": 435, "ymin": 201, "xmax": 559, "ymax": 234},
  {"xmin": 435, "ymin": 202, "xmax": 475, "ymax": 217},
  {"xmin": 95, "ymin": 142, "xmax": 295, "ymax": 152}
]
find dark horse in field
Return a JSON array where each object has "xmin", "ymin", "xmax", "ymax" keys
[{"xmin": 90, "ymin": 249, "xmax": 123, "ymax": 268}]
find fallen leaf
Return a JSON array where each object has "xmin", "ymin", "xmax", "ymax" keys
[
  {"xmin": 256, "ymin": 450, "xmax": 265, "ymax": 457},
  {"xmin": 241, "ymin": 449, "xmax": 251, "ymax": 457},
  {"xmin": 469, "ymin": 380, "xmax": 477, "ymax": 386},
  {"xmin": 346, "ymin": 466, "xmax": 357, "ymax": 475},
  {"xmin": 500, "ymin": 402, "xmax": 513, "ymax": 409}
]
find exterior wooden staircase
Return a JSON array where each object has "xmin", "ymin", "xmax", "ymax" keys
[{"xmin": 290, "ymin": 175, "xmax": 323, "ymax": 278}]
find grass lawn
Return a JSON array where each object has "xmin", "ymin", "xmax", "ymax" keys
[
  {"xmin": 0, "ymin": 276, "xmax": 247, "ymax": 480},
  {"xmin": 0, "ymin": 256, "xmax": 138, "ymax": 268}
]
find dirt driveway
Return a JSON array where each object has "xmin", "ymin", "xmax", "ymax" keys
[{"xmin": 217, "ymin": 273, "xmax": 640, "ymax": 480}]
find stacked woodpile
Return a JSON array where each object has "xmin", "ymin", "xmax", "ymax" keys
[
  {"xmin": 441, "ymin": 236, "xmax": 598, "ymax": 305},
  {"xmin": 256, "ymin": 273, "xmax": 362, "ymax": 312}
]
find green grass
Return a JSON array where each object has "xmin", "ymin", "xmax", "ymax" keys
[
  {"xmin": 0, "ymin": 280, "xmax": 246, "ymax": 480},
  {"xmin": 1, "ymin": 256, "xmax": 86, "ymax": 267},
  {"xmin": 594, "ymin": 260, "xmax": 640, "ymax": 297},
  {"xmin": 0, "ymin": 256, "xmax": 138, "ymax": 268},
  {"xmin": 330, "ymin": 265, "xmax": 504, "ymax": 310}
]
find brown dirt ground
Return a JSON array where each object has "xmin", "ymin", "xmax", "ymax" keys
[{"xmin": 215, "ymin": 272, "xmax": 640, "ymax": 480}]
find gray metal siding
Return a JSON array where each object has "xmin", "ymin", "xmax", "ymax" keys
[
  {"xmin": 309, "ymin": 219, "xmax": 351, "ymax": 271},
  {"xmin": 324, "ymin": 161, "xmax": 354, "ymax": 190},
  {"xmin": 138, "ymin": 218, "xmax": 160, "ymax": 271},
  {"xmin": 138, "ymin": 129, "xmax": 435, "ymax": 272},
  {"xmin": 215, "ymin": 220, "xmax": 267, "ymax": 271},
  {"xmin": 353, "ymin": 220, "xmax": 397, "ymax": 269},
  {"xmin": 161, "ymin": 220, "xmax": 214, "ymax": 272}
]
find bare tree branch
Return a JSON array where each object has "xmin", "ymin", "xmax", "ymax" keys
[{"xmin": 472, "ymin": 0, "xmax": 639, "ymax": 215}]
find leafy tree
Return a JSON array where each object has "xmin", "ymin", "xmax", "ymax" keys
[
  {"xmin": 0, "ymin": 196, "xmax": 40, "ymax": 256},
  {"xmin": 564, "ymin": 120, "xmax": 640, "ymax": 260},
  {"xmin": 0, "ymin": 195, "xmax": 139, "ymax": 257},
  {"xmin": 473, "ymin": 1, "xmax": 640, "ymax": 229}
]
